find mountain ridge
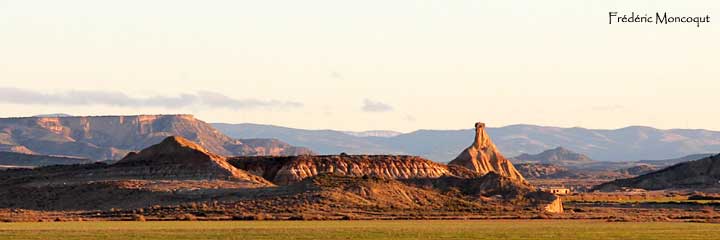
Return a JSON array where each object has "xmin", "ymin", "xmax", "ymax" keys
[
  {"xmin": 213, "ymin": 123, "xmax": 720, "ymax": 162},
  {"xmin": 0, "ymin": 115, "xmax": 313, "ymax": 160}
]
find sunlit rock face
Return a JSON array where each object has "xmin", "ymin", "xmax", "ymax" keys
[
  {"xmin": 229, "ymin": 154, "xmax": 458, "ymax": 185},
  {"xmin": 112, "ymin": 136, "xmax": 272, "ymax": 185},
  {"xmin": 448, "ymin": 122, "xmax": 526, "ymax": 183}
]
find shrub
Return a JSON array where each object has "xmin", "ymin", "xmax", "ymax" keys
[
  {"xmin": 340, "ymin": 214, "xmax": 357, "ymax": 220},
  {"xmin": 176, "ymin": 213, "xmax": 198, "ymax": 221},
  {"xmin": 132, "ymin": 214, "xmax": 146, "ymax": 222},
  {"xmin": 232, "ymin": 213, "xmax": 268, "ymax": 221}
]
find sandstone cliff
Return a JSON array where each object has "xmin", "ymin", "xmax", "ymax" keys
[
  {"xmin": 448, "ymin": 122, "xmax": 526, "ymax": 182},
  {"xmin": 0, "ymin": 115, "xmax": 313, "ymax": 160},
  {"xmin": 229, "ymin": 154, "xmax": 458, "ymax": 185}
]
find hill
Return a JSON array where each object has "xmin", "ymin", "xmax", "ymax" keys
[
  {"xmin": 0, "ymin": 115, "xmax": 312, "ymax": 160},
  {"xmin": 512, "ymin": 147, "xmax": 595, "ymax": 167},
  {"xmin": 213, "ymin": 123, "xmax": 720, "ymax": 162},
  {"xmin": 637, "ymin": 153, "xmax": 716, "ymax": 168},
  {"xmin": 113, "ymin": 136, "xmax": 272, "ymax": 183},
  {"xmin": 593, "ymin": 154, "xmax": 720, "ymax": 191}
]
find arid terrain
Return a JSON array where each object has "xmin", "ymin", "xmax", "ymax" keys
[
  {"xmin": 0, "ymin": 116, "xmax": 718, "ymax": 225},
  {"xmin": 0, "ymin": 120, "xmax": 569, "ymax": 222}
]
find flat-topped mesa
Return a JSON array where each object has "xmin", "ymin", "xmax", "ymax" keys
[
  {"xmin": 448, "ymin": 122, "xmax": 526, "ymax": 182},
  {"xmin": 229, "ymin": 154, "xmax": 461, "ymax": 185},
  {"xmin": 113, "ymin": 136, "xmax": 271, "ymax": 185}
]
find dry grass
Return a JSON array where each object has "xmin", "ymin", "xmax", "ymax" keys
[{"xmin": 0, "ymin": 220, "xmax": 719, "ymax": 240}]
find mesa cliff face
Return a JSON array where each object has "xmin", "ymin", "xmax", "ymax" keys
[
  {"xmin": 448, "ymin": 122, "xmax": 526, "ymax": 182},
  {"xmin": 0, "ymin": 115, "xmax": 313, "ymax": 160},
  {"xmin": 229, "ymin": 155, "xmax": 458, "ymax": 185}
]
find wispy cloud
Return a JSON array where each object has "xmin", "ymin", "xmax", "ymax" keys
[
  {"xmin": 330, "ymin": 71, "xmax": 344, "ymax": 80},
  {"xmin": 361, "ymin": 99, "xmax": 393, "ymax": 112},
  {"xmin": 0, "ymin": 87, "xmax": 302, "ymax": 110}
]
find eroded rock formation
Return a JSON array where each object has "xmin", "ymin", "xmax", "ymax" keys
[
  {"xmin": 230, "ymin": 155, "xmax": 459, "ymax": 185},
  {"xmin": 448, "ymin": 122, "xmax": 526, "ymax": 182},
  {"xmin": 0, "ymin": 135, "xmax": 562, "ymax": 215},
  {"xmin": 114, "ymin": 136, "xmax": 271, "ymax": 184}
]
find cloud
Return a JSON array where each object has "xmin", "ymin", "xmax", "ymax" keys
[
  {"xmin": 330, "ymin": 71, "xmax": 344, "ymax": 80},
  {"xmin": 361, "ymin": 99, "xmax": 393, "ymax": 112},
  {"xmin": 0, "ymin": 87, "xmax": 302, "ymax": 110}
]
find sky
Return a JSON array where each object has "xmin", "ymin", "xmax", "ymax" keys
[{"xmin": 0, "ymin": 0, "xmax": 718, "ymax": 132}]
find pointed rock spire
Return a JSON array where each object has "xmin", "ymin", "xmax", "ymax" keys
[{"xmin": 448, "ymin": 122, "xmax": 526, "ymax": 182}]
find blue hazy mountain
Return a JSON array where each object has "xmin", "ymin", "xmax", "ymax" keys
[{"xmin": 213, "ymin": 123, "xmax": 720, "ymax": 162}]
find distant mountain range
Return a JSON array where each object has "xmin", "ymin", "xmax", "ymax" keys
[
  {"xmin": 637, "ymin": 153, "xmax": 716, "ymax": 168},
  {"xmin": 513, "ymin": 148, "xmax": 710, "ymax": 181},
  {"xmin": 212, "ymin": 123, "xmax": 720, "ymax": 162},
  {"xmin": 341, "ymin": 130, "xmax": 403, "ymax": 138},
  {"xmin": 0, "ymin": 115, "xmax": 312, "ymax": 160}
]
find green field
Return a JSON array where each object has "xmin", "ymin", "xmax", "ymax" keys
[{"xmin": 0, "ymin": 220, "xmax": 717, "ymax": 240}]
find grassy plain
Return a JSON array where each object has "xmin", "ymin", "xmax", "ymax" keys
[{"xmin": 0, "ymin": 220, "xmax": 718, "ymax": 240}]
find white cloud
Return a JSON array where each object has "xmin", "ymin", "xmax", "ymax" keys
[
  {"xmin": 361, "ymin": 99, "xmax": 393, "ymax": 112},
  {"xmin": 0, "ymin": 87, "xmax": 302, "ymax": 110}
]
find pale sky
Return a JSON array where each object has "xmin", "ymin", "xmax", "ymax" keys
[{"xmin": 0, "ymin": 0, "xmax": 718, "ymax": 132}]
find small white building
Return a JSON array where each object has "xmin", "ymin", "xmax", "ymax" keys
[{"xmin": 542, "ymin": 187, "xmax": 571, "ymax": 195}]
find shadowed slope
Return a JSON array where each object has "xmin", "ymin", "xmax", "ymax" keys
[
  {"xmin": 114, "ymin": 136, "xmax": 271, "ymax": 184},
  {"xmin": 594, "ymin": 154, "xmax": 720, "ymax": 191}
]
